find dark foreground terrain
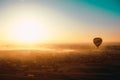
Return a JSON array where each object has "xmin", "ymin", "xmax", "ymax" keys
[{"xmin": 0, "ymin": 44, "xmax": 120, "ymax": 80}]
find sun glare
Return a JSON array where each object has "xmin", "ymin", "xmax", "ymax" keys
[
  {"xmin": 2, "ymin": 4, "xmax": 56, "ymax": 45},
  {"xmin": 10, "ymin": 19, "xmax": 50, "ymax": 44}
]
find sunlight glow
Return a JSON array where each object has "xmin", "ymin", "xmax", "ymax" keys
[
  {"xmin": 0, "ymin": 4, "xmax": 56, "ymax": 45},
  {"xmin": 10, "ymin": 18, "xmax": 50, "ymax": 44}
]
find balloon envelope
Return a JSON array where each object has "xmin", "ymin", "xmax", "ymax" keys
[{"xmin": 93, "ymin": 37, "xmax": 102, "ymax": 48}]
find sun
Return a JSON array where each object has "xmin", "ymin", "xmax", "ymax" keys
[
  {"xmin": 14, "ymin": 22, "xmax": 39, "ymax": 42},
  {"xmin": 10, "ymin": 20, "xmax": 49, "ymax": 44},
  {"xmin": 1, "ymin": 4, "xmax": 56, "ymax": 45}
]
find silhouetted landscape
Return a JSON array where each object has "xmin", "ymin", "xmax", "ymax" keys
[{"xmin": 0, "ymin": 43, "xmax": 120, "ymax": 80}]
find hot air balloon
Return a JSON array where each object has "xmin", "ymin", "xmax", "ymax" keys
[{"xmin": 93, "ymin": 37, "xmax": 102, "ymax": 48}]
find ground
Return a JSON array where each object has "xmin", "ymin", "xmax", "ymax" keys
[{"xmin": 0, "ymin": 44, "xmax": 120, "ymax": 80}]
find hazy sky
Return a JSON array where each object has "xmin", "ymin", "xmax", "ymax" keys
[{"xmin": 0, "ymin": 0, "xmax": 120, "ymax": 44}]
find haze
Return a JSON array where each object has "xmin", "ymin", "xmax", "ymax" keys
[{"xmin": 0, "ymin": 0, "xmax": 120, "ymax": 45}]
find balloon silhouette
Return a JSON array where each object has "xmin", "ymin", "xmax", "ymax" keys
[{"xmin": 93, "ymin": 37, "xmax": 102, "ymax": 48}]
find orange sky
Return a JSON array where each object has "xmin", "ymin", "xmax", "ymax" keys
[{"xmin": 0, "ymin": 0, "xmax": 120, "ymax": 45}]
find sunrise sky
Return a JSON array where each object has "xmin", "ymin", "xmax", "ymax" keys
[{"xmin": 0, "ymin": 0, "xmax": 120, "ymax": 44}]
